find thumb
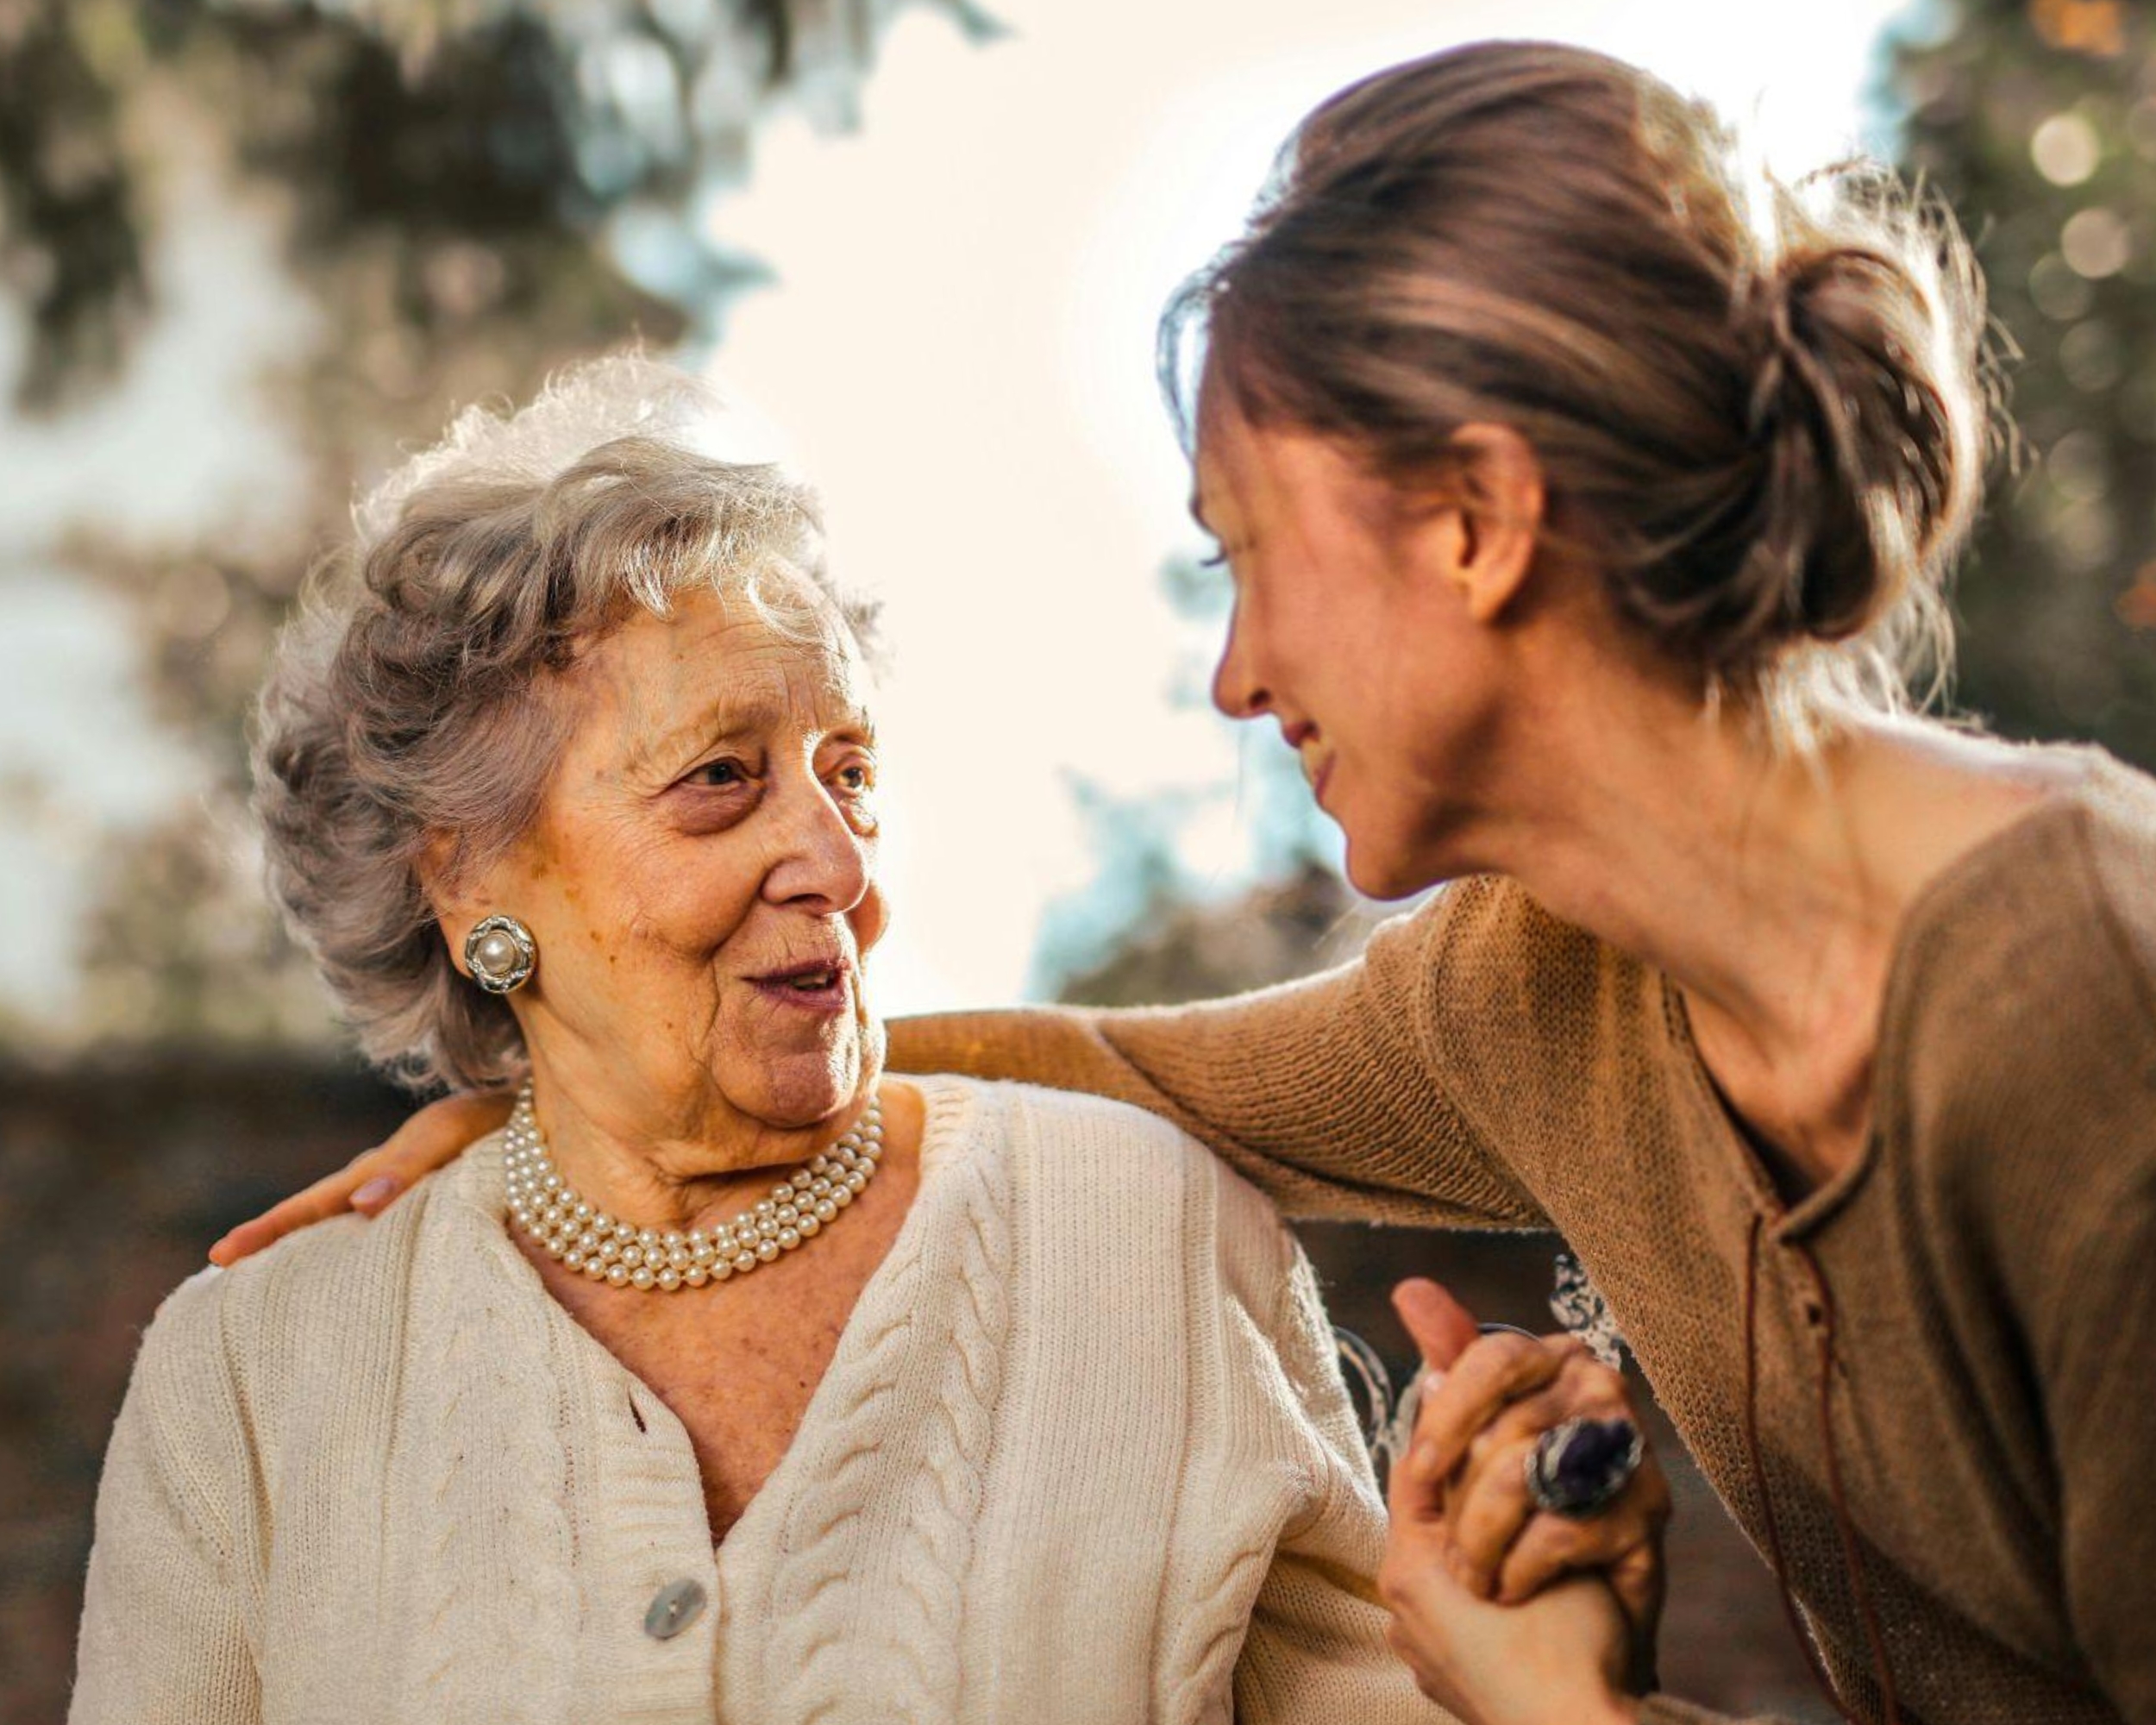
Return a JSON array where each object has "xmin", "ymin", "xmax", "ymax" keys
[{"xmin": 1393, "ymin": 1277, "xmax": 1482, "ymax": 1374}]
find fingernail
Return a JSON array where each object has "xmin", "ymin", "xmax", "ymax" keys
[
  {"xmin": 206, "ymin": 1237, "xmax": 235, "ymax": 1266},
  {"xmin": 353, "ymin": 1176, "xmax": 401, "ymax": 1211}
]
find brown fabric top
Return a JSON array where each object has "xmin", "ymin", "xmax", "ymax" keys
[{"xmin": 889, "ymin": 749, "xmax": 2156, "ymax": 1725}]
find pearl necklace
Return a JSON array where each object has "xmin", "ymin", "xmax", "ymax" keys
[{"xmin": 502, "ymin": 1083, "xmax": 884, "ymax": 1291}]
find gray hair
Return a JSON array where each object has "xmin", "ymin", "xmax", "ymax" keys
[{"xmin": 253, "ymin": 354, "xmax": 872, "ymax": 1092}]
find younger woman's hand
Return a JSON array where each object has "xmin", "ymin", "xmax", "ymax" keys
[
  {"xmin": 1379, "ymin": 1529, "xmax": 1639, "ymax": 1725},
  {"xmin": 1388, "ymin": 1277, "xmax": 1669, "ymax": 1696},
  {"xmin": 207, "ymin": 1090, "xmax": 514, "ymax": 1265}
]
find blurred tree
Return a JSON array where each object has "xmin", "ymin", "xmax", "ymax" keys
[
  {"xmin": 1031, "ymin": 550, "xmax": 1358, "ymax": 1006},
  {"xmin": 1890, "ymin": 0, "xmax": 2156, "ymax": 764},
  {"xmin": 1053, "ymin": 857, "xmax": 1382, "ymax": 1008},
  {"xmin": 0, "ymin": 0, "xmax": 995, "ymax": 1052}
]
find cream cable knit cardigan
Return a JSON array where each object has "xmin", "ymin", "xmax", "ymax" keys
[{"xmin": 72, "ymin": 1075, "xmax": 1454, "ymax": 1725}]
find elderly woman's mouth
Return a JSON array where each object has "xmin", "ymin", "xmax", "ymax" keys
[{"xmin": 751, "ymin": 959, "xmax": 854, "ymax": 1012}]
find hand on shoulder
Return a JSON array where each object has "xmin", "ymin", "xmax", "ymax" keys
[{"xmin": 208, "ymin": 1089, "xmax": 513, "ymax": 1265}]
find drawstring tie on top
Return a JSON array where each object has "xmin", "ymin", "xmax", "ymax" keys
[{"xmin": 1739, "ymin": 1210, "xmax": 1904, "ymax": 1725}]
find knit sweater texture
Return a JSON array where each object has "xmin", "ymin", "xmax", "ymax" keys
[
  {"xmin": 890, "ymin": 750, "xmax": 2156, "ymax": 1725},
  {"xmin": 72, "ymin": 1075, "xmax": 1455, "ymax": 1725}
]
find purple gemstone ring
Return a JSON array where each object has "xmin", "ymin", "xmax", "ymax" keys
[{"xmin": 1524, "ymin": 1414, "xmax": 1645, "ymax": 1519}]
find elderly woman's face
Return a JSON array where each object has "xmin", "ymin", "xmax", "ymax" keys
[{"xmin": 463, "ymin": 584, "xmax": 885, "ymax": 1138}]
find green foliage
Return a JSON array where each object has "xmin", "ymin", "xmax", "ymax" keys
[
  {"xmin": 1052, "ymin": 859, "xmax": 1380, "ymax": 1008},
  {"xmin": 0, "ymin": 1, "xmax": 149, "ymax": 409},
  {"xmin": 1890, "ymin": 0, "xmax": 2156, "ymax": 763},
  {"xmin": 0, "ymin": 0, "xmax": 991, "ymax": 1046},
  {"xmin": 2, "ymin": 0, "xmax": 998, "ymax": 411}
]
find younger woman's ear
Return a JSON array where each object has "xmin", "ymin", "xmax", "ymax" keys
[{"xmin": 1420, "ymin": 423, "xmax": 1546, "ymax": 624}]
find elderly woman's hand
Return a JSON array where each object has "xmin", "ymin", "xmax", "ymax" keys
[
  {"xmin": 1384, "ymin": 1277, "xmax": 1668, "ymax": 1704},
  {"xmin": 206, "ymin": 1091, "xmax": 513, "ymax": 1265}
]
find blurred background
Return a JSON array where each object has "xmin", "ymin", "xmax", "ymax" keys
[{"xmin": 2, "ymin": 0, "xmax": 2150, "ymax": 1716}]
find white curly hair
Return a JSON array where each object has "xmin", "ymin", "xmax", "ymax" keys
[{"xmin": 254, "ymin": 353, "xmax": 874, "ymax": 1091}]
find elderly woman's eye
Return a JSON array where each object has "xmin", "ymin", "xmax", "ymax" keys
[{"xmin": 687, "ymin": 758, "xmax": 749, "ymax": 788}]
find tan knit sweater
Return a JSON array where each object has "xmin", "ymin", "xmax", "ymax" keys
[
  {"xmin": 891, "ymin": 753, "xmax": 2156, "ymax": 1725},
  {"xmin": 72, "ymin": 1075, "xmax": 1455, "ymax": 1725}
]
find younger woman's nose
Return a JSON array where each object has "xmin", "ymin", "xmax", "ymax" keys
[{"xmin": 1211, "ymin": 612, "xmax": 1273, "ymax": 721}]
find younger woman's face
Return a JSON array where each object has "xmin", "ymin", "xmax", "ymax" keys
[{"xmin": 1194, "ymin": 403, "xmax": 1507, "ymax": 899}]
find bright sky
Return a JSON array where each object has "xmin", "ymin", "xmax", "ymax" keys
[
  {"xmin": 0, "ymin": 0, "xmax": 1916, "ymax": 1032},
  {"xmin": 709, "ymin": 0, "xmax": 1915, "ymax": 1013}
]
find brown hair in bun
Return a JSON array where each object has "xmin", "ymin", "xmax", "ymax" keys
[{"xmin": 1163, "ymin": 40, "xmax": 1994, "ymax": 729}]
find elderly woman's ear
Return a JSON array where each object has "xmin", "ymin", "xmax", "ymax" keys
[
  {"xmin": 461, "ymin": 914, "xmax": 540, "ymax": 995},
  {"xmin": 414, "ymin": 831, "xmax": 470, "ymax": 938},
  {"xmin": 417, "ymin": 832, "xmax": 524, "ymax": 994},
  {"xmin": 204, "ymin": 837, "xmax": 530, "ymax": 1265}
]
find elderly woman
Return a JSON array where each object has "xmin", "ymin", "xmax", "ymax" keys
[
  {"xmin": 235, "ymin": 41, "xmax": 2156, "ymax": 1725},
  {"xmin": 69, "ymin": 357, "xmax": 1460, "ymax": 1724}
]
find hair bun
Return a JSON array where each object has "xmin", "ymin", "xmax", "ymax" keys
[
  {"xmin": 1166, "ymin": 41, "xmax": 1996, "ymax": 725},
  {"xmin": 1720, "ymin": 189, "xmax": 1987, "ymax": 665}
]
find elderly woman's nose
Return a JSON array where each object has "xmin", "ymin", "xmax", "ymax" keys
[{"xmin": 761, "ymin": 780, "xmax": 872, "ymax": 909}]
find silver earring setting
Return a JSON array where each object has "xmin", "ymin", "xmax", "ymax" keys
[{"xmin": 465, "ymin": 913, "xmax": 537, "ymax": 994}]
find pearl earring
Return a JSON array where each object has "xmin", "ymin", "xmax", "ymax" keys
[{"xmin": 464, "ymin": 914, "xmax": 537, "ymax": 994}]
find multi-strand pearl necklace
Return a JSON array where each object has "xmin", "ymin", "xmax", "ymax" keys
[{"xmin": 502, "ymin": 1083, "xmax": 884, "ymax": 1291}]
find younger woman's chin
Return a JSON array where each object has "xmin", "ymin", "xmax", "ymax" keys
[
  {"xmin": 1343, "ymin": 846, "xmax": 1441, "ymax": 902},
  {"xmin": 1338, "ymin": 812, "xmax": 1461, "ymax": 901}
]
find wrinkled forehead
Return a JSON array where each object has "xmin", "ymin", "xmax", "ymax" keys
[{"xmin": 561, "ymin": 583, "xmax": 877, "ymax": 768}]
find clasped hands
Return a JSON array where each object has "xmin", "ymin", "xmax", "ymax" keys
[{"xmin": 1378, "ymin": 1278, "xmax": 1670, "ymax": 1725}]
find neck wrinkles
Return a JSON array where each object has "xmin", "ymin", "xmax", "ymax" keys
[{"xmin": 525, "ymin": 1076, "xmax": 880, "ymax": 1238}]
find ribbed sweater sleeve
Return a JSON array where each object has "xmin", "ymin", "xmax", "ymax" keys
[
  {"xmin": 71, "ymin": 1277, "xmax": 261, "ymax": 1725},
  {"xmin": 889, "ymin": 899, "xmax": 1544, "ymax": 1229},
  {"xmin": 1235, "ymin": 1242, "xmax": 1456, "ymax": 1724}
]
